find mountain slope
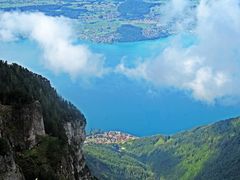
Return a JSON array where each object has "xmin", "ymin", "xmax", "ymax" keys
[
  {"xmin": 84, "ymin": 144, "xmax": 155, "ymax": 180},
  {"xmin": 0, "ymin": 60, "xmax": 94, "ymax": 180},
  {"xmin": 84, "ymin": 117, "xmax": 240, "ymax": 180}
]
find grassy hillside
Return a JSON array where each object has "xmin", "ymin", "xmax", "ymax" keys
[
  {"xmin": 84, "ymin": 117, "xmax": 240, "ymax": 180},
  {"xmin": 84, "ymin": 144, "xmax": 155, "ymax": 180}
]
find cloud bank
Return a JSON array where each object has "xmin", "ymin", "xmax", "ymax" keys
[
  {"xmin": 158, "ymin": 0, "xmax": 195, "ymax": 32},
  {"xmin": 0, "ymin": 12, "xmax": 106, "ymax": 77},
  {"xmin": 1, "ymin": 1, "xmax": 240, "ymax": 104},
  {"xmin": 117, "ymin": 0, "xmax": 240, "ymax": 104}
]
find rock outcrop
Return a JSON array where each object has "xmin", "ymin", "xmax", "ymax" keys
[
  {"xmin": 0, "ymin": 101, "xmax": 45, "ymax": 150},
  {"xmin": 63, "ymin": 121, "xmax": 92, "ymax": 179},
  {"xmin": 0, "ymin": 60, "xmax": 94, "ymax": 180},
  {"xmin": 0, "ymin": 101, "xmax": 93, "ymax": 180},
  {"xmin": 0, "ymin": 101, "xmax": 44, "ymax": 180},
  {"xmin": 0, "ymin": 152, "xmax": 24, "ymax": 180}
]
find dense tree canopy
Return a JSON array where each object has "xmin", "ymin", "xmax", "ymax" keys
[
  {"xmin": 0, "ymin": 60, "xmax": 85, "ymax": 140},
  {"xmin": 84, "ymin": 117, "xmax": 240, "ymax": 180}
]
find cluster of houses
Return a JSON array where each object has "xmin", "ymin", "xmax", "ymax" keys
[{"xmin": 85, "ymin": 131, "xmax": 138, "ymax": 144}]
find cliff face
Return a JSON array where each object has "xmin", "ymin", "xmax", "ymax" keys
[
  {"xmin": 0, "ymin": 101, "xmax": 45, "ymax": 180},
  {"xmin": 0, "ymin": 101, "xmax": 45, "ymax": 150},
  {"xmin": 0, "ymin": 101, "xmax": 93, "ymax": 180},
  {"xmin": 0, "ymin": 61, "xmax": 94, "ymax": 180},
  {"xmin": 63, "ymin": 121, "xmax": 91, "ymax": 179},
  {"xmin": 0, "ymin": 151, "xmax": 24, "ymax": 180}
]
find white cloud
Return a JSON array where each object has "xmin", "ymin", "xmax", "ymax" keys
[
  {"xmin": 1, "ymin": 1, "xmax": 240, "ymax": 104},
  {"xmin": 117, "ymin": 0, "xmax": 240, "ymax": 104},
  {"xmin": 157, "ymin": 0, "xmax": 196, "ymax": 33},
  {"xmin": 0, "ymin": 11, "xmax": 106, "ymax": 78}
]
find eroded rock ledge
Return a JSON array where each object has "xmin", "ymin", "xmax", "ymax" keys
[{"xmin": 0, "ymin": 101, "xmax": 94, "ymax": 180}]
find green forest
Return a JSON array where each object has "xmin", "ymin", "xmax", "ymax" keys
[
  {"xmin": 84, "ymin": 117, "xmax": 240, "ymax": 180},
  {"xmin": 0, "ymin": 60, "xmax": 87, "ymax": 179},
  {"xmin": 0, "ymin": 60, "xmax": 85, "ymax": 140}
]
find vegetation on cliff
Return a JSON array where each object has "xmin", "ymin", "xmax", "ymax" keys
[
  {"xmin": 0, "ymin": 60, "xmax": 93, "ymax": 180},
  {"xmin": 0, "ymin": 60, "xmax": 85, "ymax": 140}
]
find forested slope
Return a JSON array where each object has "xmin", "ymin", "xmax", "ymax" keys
[
  {"xmin": 0, "ymin": 60, "xmax": 94, "ymax": 180},
  {"xmin": 84, "ymin": 117, "xmax": 240, "ymax": 180}
]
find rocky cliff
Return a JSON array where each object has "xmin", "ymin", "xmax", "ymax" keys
[
  {"xmin": 0, "ymin": 101, "xmax": 44, "ymax": 180},
  {"xmin": 0, "ymin": 60, "xmax": 94, "ymax": 180},
  {"xmin": 0, "ymin": 99, "xmax": 93, "ymax": 180}
]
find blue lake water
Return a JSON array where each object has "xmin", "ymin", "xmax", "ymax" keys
[{"xmin": 1, "ymin": 37, "xmax": 240, "ymax": 136}]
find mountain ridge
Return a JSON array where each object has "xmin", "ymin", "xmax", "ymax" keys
[
  {"xmin": 0, "ymin": 60, "xmax": 95, "ymax": 180},
  {"xmin": 84, "ymin": 116, "xmax": 240, "ymax": 180}
]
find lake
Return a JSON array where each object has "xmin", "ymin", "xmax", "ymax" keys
[{"xmin": 1, "ymin": 37, "xmax": 240, "ymax": 136}]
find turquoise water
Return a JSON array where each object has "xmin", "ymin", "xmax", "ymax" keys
[
  {"xmin": 1, "ymin": 36, "xmax": 240, "ymax": 136},
  {"xmin": 78, "ymin": 36, "xmax": 174, "ymax": 67}
]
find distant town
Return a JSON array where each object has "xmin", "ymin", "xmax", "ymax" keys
[
  {"xmin": 85, "ymin": 131, "xmax": 138, "ymax": 144},
  {"xmin": 0, "ymin": 0, "xmax": 195, "ymax": 43}
]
